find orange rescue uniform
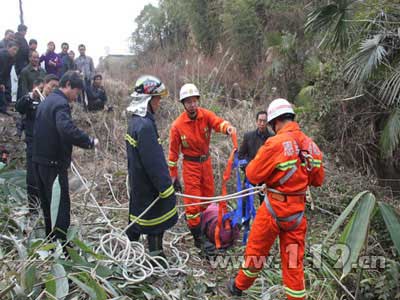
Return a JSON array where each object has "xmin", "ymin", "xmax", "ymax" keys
[
  {"xmin": 168, "ymin": 107, "xmax": 230, "ymax": 228},
  {"xmin": 235, "ymin": 121, "xmax": 324, "ymax": 300}
]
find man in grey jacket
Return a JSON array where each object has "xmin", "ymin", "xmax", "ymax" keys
[{"xmin": 75, "ymin": 44, "xmax": 94, "ymax": 82}]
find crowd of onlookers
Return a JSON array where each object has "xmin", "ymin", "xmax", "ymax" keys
[{"xmin": 0, "ymin": 24, "xmax": 108, "ymax": 116}]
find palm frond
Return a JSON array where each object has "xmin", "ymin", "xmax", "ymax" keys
[
  {"xmin": 380, "ymin": 68, "xmax": 400, "ymax": 106},
  {"xmin": 380, "ymin": 108, "xmax": 400, "ymax": 158},
  {"xmin": 305, "ymin": 0, "xmax": 356, "ymax": 51},
  {"xmin": 344, "ymin": 34, "xmax": 387, "ymax": 84}
]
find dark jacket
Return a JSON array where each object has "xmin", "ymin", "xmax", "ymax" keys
[
  {"xmin": 59, "ymin": 53, "xmax": 77, "ymax": 77},
  {"xmin": 238, "ymin": 129, "xmax": 273, "ymax": 163},
  {"xmin": 40, "ymin": 51, "xmax": 62, "ymax": 75},
  {"xmin": 18, "ymin": 64, "xmax": 46, "ymax": 99},
  {"xmin": 0, "ymin": 49, "xmax": 14, "ymax": 86},
  {"xmin": 126, "ymin": 112, "xmax": 177, "ymax": 235},
  {"xmin": 15, "ymin": 93, "xmax": 41, "ymax": 141},
  {"xmin": 86, "ymin": 84, "xmax": 107, "ymax": 111},
  {"xmin": 33, "ymin": 89, "xmax": 94, "ymax": 168},
  {"xmin": 0, "ymin": 38, "xmax": 10, "ymax": 49},
  {"xmin": 14, "ymin": 32, "xmax": 29, "ymax": 75}
]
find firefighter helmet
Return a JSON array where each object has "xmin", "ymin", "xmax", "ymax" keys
[
  {"xmin": 134, "ymin": 75, "xmax": 168, "ymax": 97},
  {"xmin": 127, "ymin": 75, "xmax": 168, "ymax": 116},
  {"xmin": 179, "ymin": 83, "xmax": 200, "ymax": 102},
  {"xmin": 267, "ymin": 98, "xmax": 295, "ymax": 123}
]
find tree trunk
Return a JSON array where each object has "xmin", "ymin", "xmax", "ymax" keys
[{"xmin": 19, "ymin": 0, "xmax": 24, "ymax": 25}]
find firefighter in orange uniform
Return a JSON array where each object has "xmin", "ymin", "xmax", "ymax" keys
[
  {"xmin": 228, "ymin": 98, "xmax": 324, "ymax": 299},
  {"xmin": 168, "ymin": 83, "xmax": 236, "ymax": 248}
]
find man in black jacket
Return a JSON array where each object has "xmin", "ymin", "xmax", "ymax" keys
[
  {"xmin": 238, "ymin": 111, "xmax": 273, "ymax": 203},
  {"xmin": 14, "ymin": 24, "xmax": 29, "ymax": 76},
  {"xmin": 0, "ymin": 42, "xmax": 19, "ymax": 113},
  {"xmin": 16, "ymin": 79, "xmax": 44, "ymax": 210},
  {"xmin": 126, "ymin": 75, "xmax": 177, "ymax": 258},
  {"xmin": 0, "ymin": 29, "xmax": 14, "ymax": 49},
  {"xmin": 33, "ymin": 71, "xmax": 98, "ymax": 241},
  {"xmin": 86, "ymin": 74, "xmax": 107, "ymax": 111}
]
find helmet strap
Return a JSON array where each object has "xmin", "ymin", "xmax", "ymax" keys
[{"xmin": 148, "ymin": 101, "xmax": 154, "ymax": 115}]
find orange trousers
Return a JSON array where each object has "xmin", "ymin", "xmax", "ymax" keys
[
  {"xmin": 235, "ymin": 203, "xmax": 307, "ymax": 300},
  {"xmin": 182, "ymin": 158, "xmax": 214, "ymax": 228}
]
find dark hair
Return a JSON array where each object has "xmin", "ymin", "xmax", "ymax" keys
[
  {"xmin": 44, "ymin": 74, "xmax": 59, "ymax": 84},
  {"xmin": 256, "ymin": 110, "xmax": 267, "ymax": 120},
  {"xmin": 275, "ymin": 113, "xmax": 295, "ymax": 123},
  {"xmin": 60, "ymin": 71, "xmax": 84, "ymax": 89},
  {"xmin": 68, "ymin": 50, "xmax": 75, "ymax": 55},
  {"xmin": 93, "ymin": 74, "xmax": 102, "ymax": 80},
  {"xmin": 17, "ymin": 24, "xmax": 27, "ymax": 32},
  {"xmin": 29, "ymin": 39, "xmax": 37, "ymax": 45},
  {"xmin": 33, "ymin": 78, "xmax": 44, "ymax": 86},
  {"xmin": 29, "ymin": 50, "xmax": 38, "ymax": 57},
  {"xmin": 61, "ymin": 42, "xmax": 69, "ymax": 48},
  {"xmin": 78, "ymin": 44, "xmax": 85, "ymax": 49},
  {"xmin": 5, "ymin": 29, "xmax": 13, "ymax": 36},
  {"xmin": 7, "ymin": 41, "xmax": 18, "ymax": 49},
  {"xmin": 47, "ymin": 41, "xmax": 55, "ymax": 47}
]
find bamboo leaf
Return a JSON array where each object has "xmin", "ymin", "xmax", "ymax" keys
[
  {"xmin": 323, "ymin": 191, "xmax": 369, "ymax": 244},
  {"xmin": 69, "ymin": 273, "xmax": 107, "ymax": 300},
  {"xmin": 341, "ymin": 192, "xmax": 376, "ymax": 279},
  {"xmin": 52, "ymin": 264, "xmax": 69, "ymax": 299},
  {"xmin": 45, "ymin": 274, "xmax": 56, "ymax": 297},
  {"xmin": 73, "ymin": 238, "xmax": 106, "ymax": 259},
  {"xmin": 69, "ymin": 274, "xmax": 97, "ymax": 299},
  {"xmin": 23, "ymin": 265, "xmax": 36, "ymax": 293},
  {"xmin": 51, "ymin": 176, "xmax": 60, "ymax": 229},
  {"xmin": 378, "ymin": 202, "xmax": 400, "ymax": 256}
]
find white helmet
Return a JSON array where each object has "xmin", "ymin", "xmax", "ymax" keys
[
  {"xmin": 267, "ymin": 98, "xmax": 295, "ymax": 123},
  {"xmin": 179, "ymin": 83, "xmax": 200, "ymax": 102}
]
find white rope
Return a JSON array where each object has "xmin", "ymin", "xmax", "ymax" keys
[
  {"xmin": 70, "ymin": 162, "xmax": 191, "ymax": 285},
  {"xmin": 79, "ymin": 186, "xmax": 264, "ymax": 211},
  {"xmin": 70, "ymin": 162, "xmax": 264, "ymax": 285},
  {"xmin": 104, "ymin": 173, "xmax": 121, "ymax": 205}
]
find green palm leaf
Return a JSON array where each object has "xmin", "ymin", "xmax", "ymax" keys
[
  {"xmin": 344, "ymin": 34, "xmax": 387, "ymax": 84},
  {"xmin": 305, "ymin": 0, "xmax": 356, "ymax": 50},
  {"xmin": 378, "ymin": 202, "xmax": 400, "ymax": 256},
  {"xmin": 379, "ymin": 108, "xmax": 400, "ymax": 158},
  {"xmin": 380, "ymin": 68, "xmax": 400, "ymax": 106}
]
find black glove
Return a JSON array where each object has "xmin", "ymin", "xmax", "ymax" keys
[{"xmin": 173, "ymin": 178, "xmax": 182, "ymax": 192}]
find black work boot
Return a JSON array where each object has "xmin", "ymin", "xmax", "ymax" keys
[
  {"xmin": 189, "ymin": 225, "xmax": 203, "ymax": 249},
  {"xmin": 148, "ymin": 233, "xmax": 168, "ymax": 268},
  {"xmin": 227, "ymin": 278, "xmax": 242, "ymax": 296}
]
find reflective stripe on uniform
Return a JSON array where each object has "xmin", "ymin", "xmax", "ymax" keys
[
  {"xmin": 285, "ymin": 286, "xmax": 306, "ymax": 298},
  {"xmin": 168, "ymin": 160, "xmax": 177, "ymax": 167},
  {"xmin": 159, "ymin": 185, "xmax": 174, "ymax": 198},
  {"xmin": 276, "ymin": 159, "xmax": 297, "ymax": 171},
  {"xmin": 186, "ymin": 213, "xmax": 201, "ymax": 220},
  {"xmin": 219, "ymin": 121, "xmax": 228, "ymax": 133},
  {"xmin": 241, "ymin": 261, "xmax": 260, "ymax": 278},
  {"xmin": 312, "ymin": 159, "xmax": 322, "ymax": 168},
  {"xmin": 125, "ymin": 134, "xmax": 138, "ymax": 147},
  {"xmin": 130, "ymin": 206, "xmax": 177, "ymax": 226}
]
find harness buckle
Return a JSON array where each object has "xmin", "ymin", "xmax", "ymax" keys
[{"xmin": 199, "ymin": 154, "xmax": 208, "ymax": 162}]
